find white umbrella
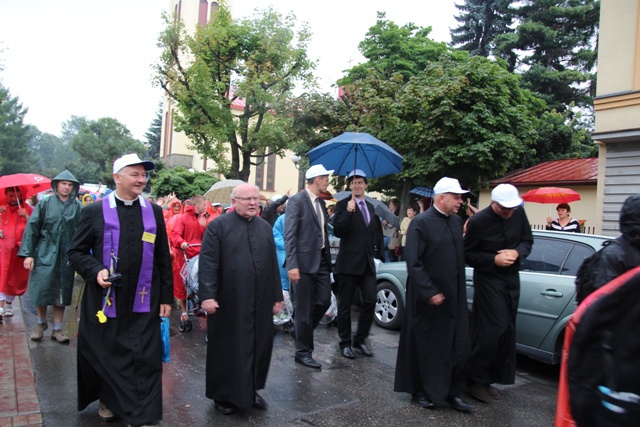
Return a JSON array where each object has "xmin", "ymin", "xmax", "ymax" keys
[{"xmin": 203, "ymin": 179, "xmax": 245, "ymax": 205}]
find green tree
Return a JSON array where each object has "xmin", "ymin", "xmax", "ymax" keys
[
  {"xmin": 450, "ymin": 0, "xmax": 514, "ymax": 58},
  {"xmin": 154, "ymin": 4, "xmax": 315, "ymax": 181},
  {"xmin": 151, "ymin": 166, "xmax": 217, "ymax": 200},
  {"xmin": 342, "ymin": 13, "xmax": 449, "ymax": 84},
  {"xmin": 494, "ymin": 0, "xmax": 600, "ymax": 111},
  {"xmin": 0, "ymin": 85, "xmax": 33, "ymax": 174},
  {"xmin": 357, "ymin": 55, "xmax": 545, "ymax": 191},
  {"xmin": 68, "ymin": 117, "xmax": 146, "ymax": 185},
  {"xmin": 288, "ymin": 15, "xmax": 592, "ymax": 206},
  {"xmin": 145, "ymin": 102, "xmax": 162, "ymax": 159},
  {"xmin": 28, "ymin": 130, "xmax": 79, "ymax": 177}
]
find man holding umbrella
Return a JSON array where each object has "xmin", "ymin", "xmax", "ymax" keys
[
  {"xmin": 332, "ymin": 169, "xmax": 384, "ymax": 359},
  {"xmin": 0, "ymin": 187, "xmax": 32, "ymax": 321}
]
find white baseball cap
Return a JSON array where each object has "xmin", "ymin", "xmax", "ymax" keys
[
  {"xmin": 348, "ymin": 169, "xmax": 367, "ymax": 179},
  {"xmin": 270, "ymin": 194, "xmax": 283, "ymax": 202},
  {"xmin": 491, "ymin": 184, "xmax": 523, "ymax": 208},
  {"xmin": 433, "ymin": 177, "xmax": 469, "ymax": 195},
  {"xmin": 113, "ymin": 153, "xmax": 154, "ymax": 175},
  {"xmin": 305, "ymin": 164, "xmax": 334, "ymax": 179}
]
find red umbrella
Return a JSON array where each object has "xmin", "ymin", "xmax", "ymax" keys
[
  {"xmin": 521, "ymin": 187, "xmax": 581, "ymax": 204},
  {"xmin": 0, "ymin": 173, "xmax": 51, "ymax": 206}
]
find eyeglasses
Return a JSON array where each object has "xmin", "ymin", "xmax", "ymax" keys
[
  {"xmin": 234, "ymin": 196, "xmax": 260, "ymax": 202},
  {"xmin": 496, "ymin": 203, "xmax": 518, "ymax": 212}
]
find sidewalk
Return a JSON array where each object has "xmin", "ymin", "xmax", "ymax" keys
[{"xmin": 0, "ymin": 298, "xmax": 42, "ymax": 427}]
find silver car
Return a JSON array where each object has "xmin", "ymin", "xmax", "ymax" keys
[{"xmin": 374, "ymin": 230, "xmax": 610, "ymax": 364}]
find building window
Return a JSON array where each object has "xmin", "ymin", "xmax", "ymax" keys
[
  {"xmin": 210, "ymin": 2, "xmax": 219, "ymax": 22},
  {"xmin": 266, "ymin": 153, "xmax": 276, "ymax": 191},
  {"xmin": 255, "ymin": 160, "xmax": 265, "ymax": 190},
  {"xmin": 198, "ymin": 0, "xmax": 208, "ymax": 27}
]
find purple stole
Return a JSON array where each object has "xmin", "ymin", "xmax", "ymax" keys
[{"xmin": 102, "ymin": 192, "xmax": 156, "ymax": 318}]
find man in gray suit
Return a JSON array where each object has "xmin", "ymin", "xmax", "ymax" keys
[{"xmin": 284, "ymin": 164, "xmax": 334, "ymax": 369}]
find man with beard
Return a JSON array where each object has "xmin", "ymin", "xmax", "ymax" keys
[
  {"xmin": 68, "ymin": 154, "xmax": 173, "ymax": 426},
  {"xmin": 0, "ymin": 187, "xmax": 32, "ymax": 321},
  {"xmin": 464, "ymin": 183, "xmax": 533, "ymax": 403},
  {"xmin": 394, "ymin": 177, "xmax": 474, "ymax": 413},
  {"xmin": 198, "ymin": 183, "xmax": 283, "ymax": 415}
]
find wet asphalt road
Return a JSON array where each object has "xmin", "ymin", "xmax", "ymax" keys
[{"xmin": 25, "ymin": 280, "xmax": 559, "ymax": 427}]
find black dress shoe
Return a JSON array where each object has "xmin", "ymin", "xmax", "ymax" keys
[
  {"xmin": 253, "ymin": 393, "xmax": 267, "ymax": 410},
  {"xmin": 411, "ymin": 393, "xmax": 435, "ymax": 409},
  {"xmin": 341, "ymin": 347, "xmax": 355, "ymax": 359},
  {"xmin": 353, "ymin": 342, "xmax": 374, "ymax": 357},
  {"xmin": 448, "ymin": 396, "xmax": 474, "ymax": 413},
  {"xmin": 214, "ymin": 401, "xmax": 237, "ymax": 415},
  {"xmin": 295, "ymin": 356, "xmax": 322, "ymax": 369}
]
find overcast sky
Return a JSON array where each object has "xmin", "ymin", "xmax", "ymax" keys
[{"xmin": 0, "ymin": 0, "xmax": 457, "ymax": 140}]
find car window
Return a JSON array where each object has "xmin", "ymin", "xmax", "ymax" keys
[
  {"xmin": 560, "ymin": 243, "xmax": 594, "ymax": 276},
  {"xmin": 521, "ymin": 237, "xmax": 571, "ymax": 274}
]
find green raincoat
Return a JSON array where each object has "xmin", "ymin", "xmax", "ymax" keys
[{"xmin": 18, "ymin": 170, "xmax": 83, "ymax": 306}]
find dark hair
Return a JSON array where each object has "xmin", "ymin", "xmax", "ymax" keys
[
  {"xmin": 388, "ymin": 198, "xmax": 400, "ymax": 213},
  {"xmin": 407, "ymin": 203, "xmax": 418, "ymax": 213},
  {"xmin": 347, "ymin": 174, "xmax": 368, "ymax": 185},
  {"xmin": 4, "ymin": 187, "xmax": 20, "ymax": 195},
  {"xmin": 556, "ymin": 203, "xmax": 571, "ymax": 212}
]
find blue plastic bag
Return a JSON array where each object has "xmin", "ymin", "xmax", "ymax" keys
[{"xmin": 160, "ymin": 317, "xmax": 170, "ymax": 363}]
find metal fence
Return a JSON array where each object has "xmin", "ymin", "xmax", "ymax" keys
[{"xmin": 531, "ymin": 224, "xmax": 597, "ymax": 235}]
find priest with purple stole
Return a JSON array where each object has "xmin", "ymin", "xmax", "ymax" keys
[{"xmin": 68, "ymin": 154, "xmax": 173, "ymax": 426}]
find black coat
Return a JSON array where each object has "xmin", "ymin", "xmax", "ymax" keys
[
  {"xmin": 332, "ymin": 197, "xmax": 384, "ymax": 275},
  {"xmin": 197, "ymin": 212, "xmax": 283, "ymax": 408},
  {"xmin": 464, "ymin": 205, "xmax": 533, "ymax": 385},
  {"xmin": 394, "ymin": 207, "xmax": 470, "ymax": 404},
  {"xmin": 68, "ymin": 198, "xmax": 173, "ymax": 426}
]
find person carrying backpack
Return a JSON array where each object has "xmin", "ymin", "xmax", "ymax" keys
[
  {"xmin": 556, "ymin": 265, "xmax": 640, "ymax": 426},
  {"xmin": 575, "ymin": 193, "xmax": 640, "ymax": 305}
]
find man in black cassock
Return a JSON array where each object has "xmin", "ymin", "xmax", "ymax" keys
[
  {"xmin": 394, "ymin": 177, "xmax": 474, "ymax": 413},
  {"xmin": 68, "ymin": 154, "xmax": 173, "ymax": 426},
  {"xmin": 464, "ymin": 183, "xmax": 533, "ymax": 403},
  {"xmin": 198, "ymin": 183, "xmax": 283, "ymax": 415}
]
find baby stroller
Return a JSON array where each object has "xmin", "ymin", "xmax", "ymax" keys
[{"xmin": 179, "ymin": 244, "xmax": 207, "ymax": 332}]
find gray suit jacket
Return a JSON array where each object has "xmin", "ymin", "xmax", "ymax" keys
[{"xmin": 284, "ymin": 190, "xmax": 332, "ymax": 274}]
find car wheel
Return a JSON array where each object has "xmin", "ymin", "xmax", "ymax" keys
[{"xmin": 374, "ymin": 281, "xmax": 404, "ymax": 330}]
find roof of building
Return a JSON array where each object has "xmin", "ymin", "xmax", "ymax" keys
[
  {"xmin": 489, "ymin": 158, "xmax": 598, "ymax": 187},
  {"xmin": 228, "ymin": 87, "xmax": 246, "ymax": 111}
]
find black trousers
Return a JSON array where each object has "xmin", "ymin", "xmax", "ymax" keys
[
  {"xmin": 336, "ymin": 266, "xmax": 377, "ymax": 348},
  {"xmin": 293, "ymin": 255, "xmax": 331, "ymax": 358}
]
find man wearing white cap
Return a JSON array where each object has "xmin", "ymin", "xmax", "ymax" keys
[
  {"xmin": 394, "ymin": 177, "xmax": 474, "ymax": 413},
  {"xmin": 332, "ymin": 169, "xmax": 384, "ymax": 359},
  {"xmin": 284, "ymin": 164, "xmax": 334, "ymax": 369},
  {"xmin": 68, "ymin": 153, "xmax": 173, "ymax": 426},
  {"xmin": 463, "ymin": 183, "xmax": 533, "ymax": 403}
]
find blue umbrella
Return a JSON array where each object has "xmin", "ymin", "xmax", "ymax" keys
[
  {"xmin": 307, "ymin": 132, "xmax": 403, "ymax": 178},
  {"xmin": 410, "ymin": 187, "xmax": 434, "ymax": 198}
]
